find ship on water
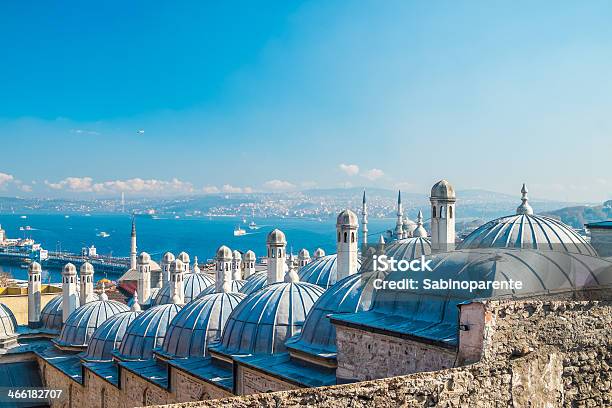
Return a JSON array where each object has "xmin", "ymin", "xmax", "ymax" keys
[{"xmin": 233, "ymin": 225, "xmax": 246, "ymax": 236}]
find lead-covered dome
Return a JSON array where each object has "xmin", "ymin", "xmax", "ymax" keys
[
  {"xmin": 384, "ymin": 237, "xmax": 432, "ymax": 259},
  {"xmin": 116, "ymin": 303, "xmax": 182, "ymax": 360},
  {"xmin": 40, "ymin": 292, "xmax": 100, "ymax": 332},
  {"xmin": 267, "ymin": 229, "xmax": 286, "ymax": 244},
  {"xmin": 0, "ymin": 303, "xmax": 17, "ymax": 339},
  {"xmin": 211, "ymin": 281, "xmax": 324, "ymax": 356},
  {"xmin": 239, "ymin": 271, "xmax": 268, "ymax": 295},
  {"xmin": 298, "ymin": 254, "xmax": 362, "ymax": 289},
  {"xmin": 82, "ymin": 311, "xmax": 140, "ymax": 361},
  {"xmin": 197, "ymin": 279, "xmax": 246, "ymax": 297},
  {"xmin": 161, "ymin": 292, "xmax": 245, "ymax": 358},
  {"xmin": 430, "ymin": 179, "xmax": 455, "ymax": 199},
  {"xmin": 216, "ymin": 245, "xmax": 232, "ymax": 260},
  {"xmin": 153, "ymin": 272, "xmax": 215, "ymax": 305},
  {"xmin": 55, "ymin": 300, "xmax": 129, "ymax": 349},
  {"xmin": 336, "ymin": 209, "xmax": 358, "ymax": 226}
]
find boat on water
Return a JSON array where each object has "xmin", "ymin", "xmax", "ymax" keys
[
  {"xmin": 97, "ymin": 232, "xmax": 110, "ymax": 238},
  {"xmin": 248, "ymin": 221, "xmax": 260, "ymax": 230},
  {"xmin": 233, "ymin": 226, "xmax": 246, "ymax": 236},
  {"xmin": 25, "ymin": 226, "xmax": 32, "ymax": 231}
]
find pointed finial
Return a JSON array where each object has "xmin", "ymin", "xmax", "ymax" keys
[
  {"xmin": 362, "ymin": 190, "xmax": 367, "ymax": 204},
  {"xmin": 379, "ymin": 235, "xmax": 385, "ymax": 244},
  {"xmin": 131, "ymin": 215, "xmax": 136, "ymax": 236},
  {"xmin": 131, "ymin": 291, "xmax": 141, "ymax": 311},
  {"xmin": 397, "ymin": 190, "xmax": 402, "ymax": 205},
  {"xmin": 516, "ymin": 183, "xmax": 534, "ymax": 215},
  {"xmin": 413, "ymin": 210, "xmax": 428, "ymax": 238},
  {"xmin": 417, "ymin": 210, "xmax": 423, "ymax": 225},
  {"xmin": 100, "ymin": 281, "xmax": 108, "ymax": 301}
]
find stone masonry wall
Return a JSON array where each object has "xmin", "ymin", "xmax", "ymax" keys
[{"xmin": 144, "ymin": 298, "xmax": 612, "ymax": 408}]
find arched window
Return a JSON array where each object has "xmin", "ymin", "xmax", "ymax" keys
[
  {"xmin": 449, "ymin": 206, "xmax": 453, "ymax": 218},
  {"xmin": 343, "ymin": 232, "xmax": 348, "ymax": 243},
  {"xmin": 337, "ymin": 232, "xmax": 341, "ymax": 242},
  {"xmin": 351, "ymin": 232, "xmax": 355, "ymax": 243},
  {"xmin": 101, "ymin": 388, "xmax": 106, "ymax": 408},
  {"xmin": 432, "ymin": 206, "xmax": 436, "ymax": 218},
  {"xmin": 440, "ymin": 206, "xmax": 444, "ymax": 218},
  {"xmin": 278, "ymin": 248, "xmax": 282, "ymax": 257}
]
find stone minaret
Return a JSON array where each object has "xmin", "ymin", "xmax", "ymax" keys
[
  {"xmin": 79, "ymin": 262, "xmax": 95, "ymax": 305},
  {"xmin": 336, "ymin": 209, "xmax": 359, "ymax": 281},
  {"xmin": 395, "ymin": 191, "xmax": 404, "ymax": 240},
  {"xmin": 0, "ymin": 224, "xmax": 5, "ymax": 242},
  {"xmin": 161, "ymin": 252, "xmax": 175, "ymax": 288},
  {"xmin": 361, "ymin": 190, "xmax": 368, "ymax": 247},
  {"xmin": 267, "ymin": 229, "xmax": 287, "ymax": 284},
  {"xmin": 216, "ymin": 246, "xmax": 233, "ymax": 293},
  {"xmin": 170, "ymin": 259, "xmax": 185, "ymax": 304},
  {"xmin": 178, "ymin": 252, "xmax": 190, "ymax": 274},
  {"xmin": 243, "ymin": 250, "xmax": 256, "ymax": 279},
  {"xmin": 130, "ymin": 216, "xmax": 137, "ymax": 270},
  {"xmin": 430, "ymin": 180, "xmax": 456, "ymax": 252},
  {"xmin": 298, "ymin": 249, "xmax": 311, "ymax": 267},
  {"xmin": 516, "ymin": 184, "xmax": 534, "ymax": 215},
  {"xmin": 62, "ymin": 263, "xmax": 78, "ymax": 323},
  {"xmin": 232, "ymin": 250, "xmax": 242, "ymax": 280},
  {"xmin": 137, "ymin": 252, "xmax": 152, "ymax": 306},
  {"xmin": 28, "ymin": 261, "xmax": 42, "ymax": 328}
]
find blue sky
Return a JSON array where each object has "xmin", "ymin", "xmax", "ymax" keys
[{"xmin": 1, "ymin": 1, "xmax": 611, "ymax": 202}]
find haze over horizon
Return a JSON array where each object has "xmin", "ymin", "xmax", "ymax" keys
[{"xmin": 1, "ymin": 1, "xmax": 611, "ymax": 202}]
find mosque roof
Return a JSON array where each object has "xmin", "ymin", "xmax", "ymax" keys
[
  {"xmin": 152, "ymin": 273, "xmax": 215, "ymax": 305},
  {"xmin": 297, "ymin": 254, "xmax": 362, "ymax": 289},
  {"xmin": 239, "ymin": 271, "xmax": 268, "ymax": 296},
  {"xmin": 0, "ymin": 303, "xmax": 17, "ymax": 339},
  {"xmin": 82, "ymin": 311, "xmax": 140, "ymax": 361},
  {"xmin": 197, "ymin": 279, "xmax": 246, "ymax": 298}
]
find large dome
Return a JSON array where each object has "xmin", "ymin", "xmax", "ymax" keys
[
  {"xmin": 239, "ymin": 271, "xmax": 267, "ymax": 296},
  {"xmin": 40, "ymin": 292, "xmax": 100, "ymax": 332},
  {"xmin": 384, "ymin": 237, "xmax": 432, "ymax": 259},
  {"xmin": 298, "ymin": 254, "xmax": 362, "ymax": 289},
  {"xmin": 0, "ymin": 303, "xmax": 17, "ymax": 339},
  {"xmin": 82, "ymin": 311, "xmax": 140, "ymax": 361},
  {"xmin": 161, "ymin": 292, "xmax": 245, "ymax": 358},
  {"xmin": 458, "ymin": 213, "xmax": 597, "ymax": 256},
  {"xmin": 153, "ymin": 273, "xmax": 215, "ymax": 305},
  {"xmin": 116, "ymin": 303, "xmax": 182, "ymax": 360},
  {"xmin": 197, "ymin": 280, "xmax": 246, "ymax": 298},
  {"xmin": 286, "ymin": 270, "xmax": 386, "ymax": 358},
  {"xmin": 55, "ymin": 300, "xmax": 129, "ymax": 348},
  {"xmin": 211, "ymin": 282, "xmax": 324, "ymax": 356}
]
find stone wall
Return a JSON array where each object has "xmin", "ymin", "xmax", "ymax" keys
[
  {"xmin": 121, "ymin": 368, "xmax": 172, "ymax": 407},
  {"xmin": 235, "ymin": 365, "xmax": 298, "ymax": 395},
  {"xmin": 144, "ymin": 297, "xmax": 612, "ymax": 408},
  {"xmin": 335, "ymin": 324, "xmax": 456, "ymax": 382},
  {"xmin": 37, "ymin": 357, "xmax": 82, "ymax": 408},
  {"xmin": 169, "ymin": 366, "xmax": 233, "ymax": 402},
  {"xmin": 83, "ymin": 368, "xmax": 122, "ymax": 408}
]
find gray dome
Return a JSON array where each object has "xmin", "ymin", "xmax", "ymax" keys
[
  {"xmin": 138, "ymin": 252, "xmax": 151, "ymax": 264},
  {"xmin": 431, "ymin": 179, "xmax": 455, "ymax": 199},
  {"xmin": 313, "ymin": 248, "xmax": 325, "ymax": 258},
  {"xmin": 298, "ymin": 254, "xmax": 362, "ymax": 289},
  {"xmin": 162, "ymin": 252, "xmax": 175, "ymax": 263},
  {"xmin": 336, "ymin": 209, "xmax": 358, "ymax": 226},
  {"xmin": 239, "ymin": 271, "xmax": 267, "ymax": 296},
  {"xmin": 197, "ymin": 280, "xmax": 246, "ymax": 298},
  {"xmin": 384, "ymin": 237, "xmax": 432, "ymax": 259},
  {"xmin": 211, "ymin": 282, "xmax": 324, "ymax": 356},
  {"xmin": 40, "ymin": 293, "xmax": 100, "ymax": 332},
  {"xmin": 178, "ymin": 252, "xmax": 190, "ymax": 264},
  {"xmin": 55, "ymin": 300, "xmax": 129, "ymax": 348},
  {"xmin": 0, "ymin": 303, "xmax": 17, "ymax": 339},
  {"xmin": 286, "ymin": 270, "xmax": 386, "ymax": 358},
  {"xmin": 116, "ymin": 303, "xmax": 182, "ymax": 360},
  {"xmin": 82, "ymin": 311, "xmax": 140, "ymax": 361},
  {"xmin": 80, "ymin": 262, "xmax": 94, "ymax": 275},
  {"xmin": 458, "ymin": 214, "xmax": 597, "ymax": 256},
  {"xmin": 216, "ymin": 245, "xmax": 232, "ymax": 260},
  {"xmin": 161, "ymin": 292, "xmax": 245, "ymax": 358},
  {"xmin": 267, "ymin": 229, "xmax": 286, "ymax": 245},
  {"xmin": 153, "ymin": 272, "xmax": 215, "ymax": 305},
  {"xmin": 232, "ymin": 250, "xmax": 242, "ymax": 260},
  {"xmin": 244, "ymin": 250, "xmax": 256, "ymax": 261}
]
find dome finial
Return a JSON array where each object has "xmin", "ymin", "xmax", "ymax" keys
[
  {"xmin": 412, "ymin": 210, "xmax": 428, "ymax": 238},
  {"xmin": 131, "ymin": 291, "xmax": 141, "ymax": 311},
  {"xmin": 100, "ymin": 281, "xmax": 108, "ymax": 301},
  {"xmin": 516, "ymin": 183, "xmax": 534, "ymax": 215}
]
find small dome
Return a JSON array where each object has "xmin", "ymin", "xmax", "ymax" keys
[
  {"xmin": 313, "ymin": 248, "xmax": 326, "ymax": 258},
  {"xmin": 286, "ymin": 270, "xmax": 385, "ymax": 357},
  {"xmin": 178, "ymin": 251, "xmax": 190, "ymax": 264},
  {"xmin": 298, "ymin": 249, "xmax": 310, "ymax": 259},
  {"xmin": 197, "ymin": 280, "xmax": 246, "ymax": 298},
  {"xmin": 82, "ymin": 311, "xmax": 140, "ymax": 361},
  {"xmin": 431, "ymin": 179, "xmax": 455, "ymax": 199},
  {"xmin": 402, "ymin": 217, "xmax": 417, "ymax": 234},
  {"xmin": 298, "ymin": 254, "xmax": 362, "ymax": 289},
  {"xmin": 161, "ymin": 292, "xmax": 246, "ymax": 358},
  {"xmin": 153, "ymin": 272, "xmax": 215, "ymax": 306},
  {"xmin": 383, "ymin": 237, "xmax": 432, "ymax": 259},
  {"xmin": 40, "ymin": 293, "xmax": 100, "ymax": 332},
  {"xmin": 116, "ymin": 303, "xmax": 182, "ymax": 360},
  {"xmin": 212, "ymin": 282, "xmax": 324, "ymax": 355},
  {"xmin": 458, "ymin": 214, "xmax": 597, "ymax": 256},
  {"xmin": 80, "ymin": 262, "xmax": 94, "ymax": 275},
  {"xmin": 55, "ymin": 300, "xmax": 129, "ymax": 348},
  {"xmin": 63, "ymin": 263, "xmax": 77, "ymax": 275},
  {"xmin": 0, "ymin": 303, "xmax": 17, "ymax": 339},
  {"xmin": 170, "ymin": 259, "xmax": 184, "ymax": 273},
  {"xmin": 216, "ymin": 245, "xmax": 233, "ymax": 260},
  {"xmin": 239, "ymin": 271, "xmax": 268, "ymax": 296},
  {"xmin": 244, "ymin": 250, "xmax": 256, "ymax": 261},
  {"xmin": 267, "ymin": 229, "xmax": 286, "ymax": 245},
  {"xmin": 336, "ymin": 209, "xmax": 358, "ymax": 227},
  {"xmin": 233, "ymin": 250, "xmax": 242, "ymax": 260},
  {"xmin": 162, "ymin": 252, "xmax": 175, "ymax": 264},
  {"xmin": 29, "ymin": 262, "xmax": 42, "ymax": 274},
  {"xmin": 138, "ymin": 252, "xmax": 151, "ymax": 264}
]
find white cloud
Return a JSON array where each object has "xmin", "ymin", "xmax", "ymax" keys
[
  {"xmin": 70, "ymin": 129, "xmax": 100, "ymax": 136},
  {"xmin": 222, "ymin": 184, "xmax": 253, "ymax": 194},
  {"xmin": 202, "ymin": 186, "xmax": 220, "ymax": 194},
  {"xmin": 0, "ymin": 172, "xmax": 15, "ymax": 188},
  {"xmin": 363, "ymin": 168, "xmax": 384, "ymax": 181},
  {"xmin": 339, "ymin": 163, "xmax": 359, "ymax": 176},
  {"xmin": 45, "ymin": 177, "xmax": 194, "ymax": 195},
  {"xmin": 263, "ymin": 179, "xmax": 296, "ymax": 191},
  {"xmin": 18, "ymin": 184, "xmax": 33, "ymax": 193}
]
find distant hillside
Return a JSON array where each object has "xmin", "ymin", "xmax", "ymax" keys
[{"xmin": 543, "ymin": 203, "xmax": 612, "ymax": 229}]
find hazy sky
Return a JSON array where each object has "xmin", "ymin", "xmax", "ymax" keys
[{"xmin": 1, "ymin": 1, "xmax": 611, "ymax": 202}]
